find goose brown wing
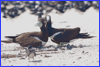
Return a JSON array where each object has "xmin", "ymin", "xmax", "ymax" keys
[
  {"xmin": 15, "ymin": 33, "xmax": 42, "ymax": 47},
  {"xmin": 53, "ymin": 28, "xmax": 80, "ymax": 42}
]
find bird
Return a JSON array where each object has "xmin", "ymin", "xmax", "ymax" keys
[
  {"xmin": 7, "ymin": 7, "xmax": 20, "ymax": 18},
  {"xmin": 1, "ymin": 18, "xmax": 48, "ymax": 48},
  {"xmin": 45, "ymin": 15, "xmax": 93, "ymax": 46},
  {"xmin": 24, "ymin": 45, "xmax": 36, "ymax": 60},
  {"xmin": 2, "ymin": 10, "xmax": 8, "ymax": 18},
  {"xmin": 18, "ymin": 5, "xmax": 26, "ymax": 13},
  {"xmin": 50, "ymin": 27, "xmax": 80, "ymax": 45},
  {"xmin": 1, "ymin": 4, "xmax": 6, "ymax": 12}
]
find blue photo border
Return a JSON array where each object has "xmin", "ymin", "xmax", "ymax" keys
[{"xmin": 0, "ymin": 0, "xmax": 99, "ymax": 67}]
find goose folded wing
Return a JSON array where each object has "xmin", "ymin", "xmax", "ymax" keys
[{"xmin": 15, "ymin": 34, "xmax": 42, "ymax": 47}]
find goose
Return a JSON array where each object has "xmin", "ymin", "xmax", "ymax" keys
[
  {"xmin": 1, "ymin": 18, "xmax": 48, "ymax": 48},
  {"xmin": 45, "ymin": 15, "xmax": 92, "ymax": 46}
]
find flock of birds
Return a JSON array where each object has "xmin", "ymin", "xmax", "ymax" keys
[
  {"xmin": 1, "ymin": 15, "xmax": 94, "ymax": 60},
  {"xmin": 1, "ymin": 1, "xmax": 99, "ymax": 18}
]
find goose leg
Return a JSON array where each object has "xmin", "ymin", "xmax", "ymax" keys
[
  {"xmin": 60, "ymin": 42, "xmax": 62, "ymax": 46},
  {"xmin": 57, "ymin": 42, "xmax": 63, "ymax": 49},
  {"xmin": 59, "ymin": 42, "xmax": 68, "ymax": 50},
  {"xmin": 60, "ymin": 42, "xmax": 67, "ymax": 47}
]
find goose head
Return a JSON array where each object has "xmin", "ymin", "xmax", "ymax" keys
[
  {"xmin": 35, "ymin": 18, "xmax": 47, "ymax": 28},
  {"xmin": 45, "ymin": 15, "xmax": 51, "ymax": 22},
  {"xmin": 45, "ymin": 15, "xmax": 52, "ymax": 28}
]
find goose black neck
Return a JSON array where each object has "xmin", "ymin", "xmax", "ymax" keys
[
  {"xmin": 40, "ymin": 26, "xmax": 48, "ymax": 34},
  {"xmin": 40, "ymin": 26, "xmax": 48, "ymax": 42},
  {"xmin": 47, "ymin": 22, "xmax": 53, "ymax": 36}
]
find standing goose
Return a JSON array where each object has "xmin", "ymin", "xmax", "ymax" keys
[
  {"xmin": 45, "ymin": 15, "xmax": 91, "ymax": 45},
  {"xmin": 1, "ymin": 18, "xmax": 48, "ymax": 48}
]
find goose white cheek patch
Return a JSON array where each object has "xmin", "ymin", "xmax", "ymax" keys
[
  {"xmin": 38, "ymin": 22, "xmax": 43, "ymax": 28},
  {"xmin": 46, "ymin": 16, "xmax": 51, "ymax": 22},
  {"xmin": 36, "ymin": 21, "xmax": 43, "ymax": 28}
]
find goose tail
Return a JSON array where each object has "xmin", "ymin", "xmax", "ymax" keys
[
  {"xmin": 5, "ymin": 36, "xmax": 17, "ymax": 39},
  {"xmin": 1, "ymin": 40, "xmax": 14, "ymax": 43},
  {"xmin": 1, "ymin": 36, "xmax": 17, "ymax": 43},
  {"xmin": 76, "ymin": 33, "xmax": 95, "ymax": 38}
]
